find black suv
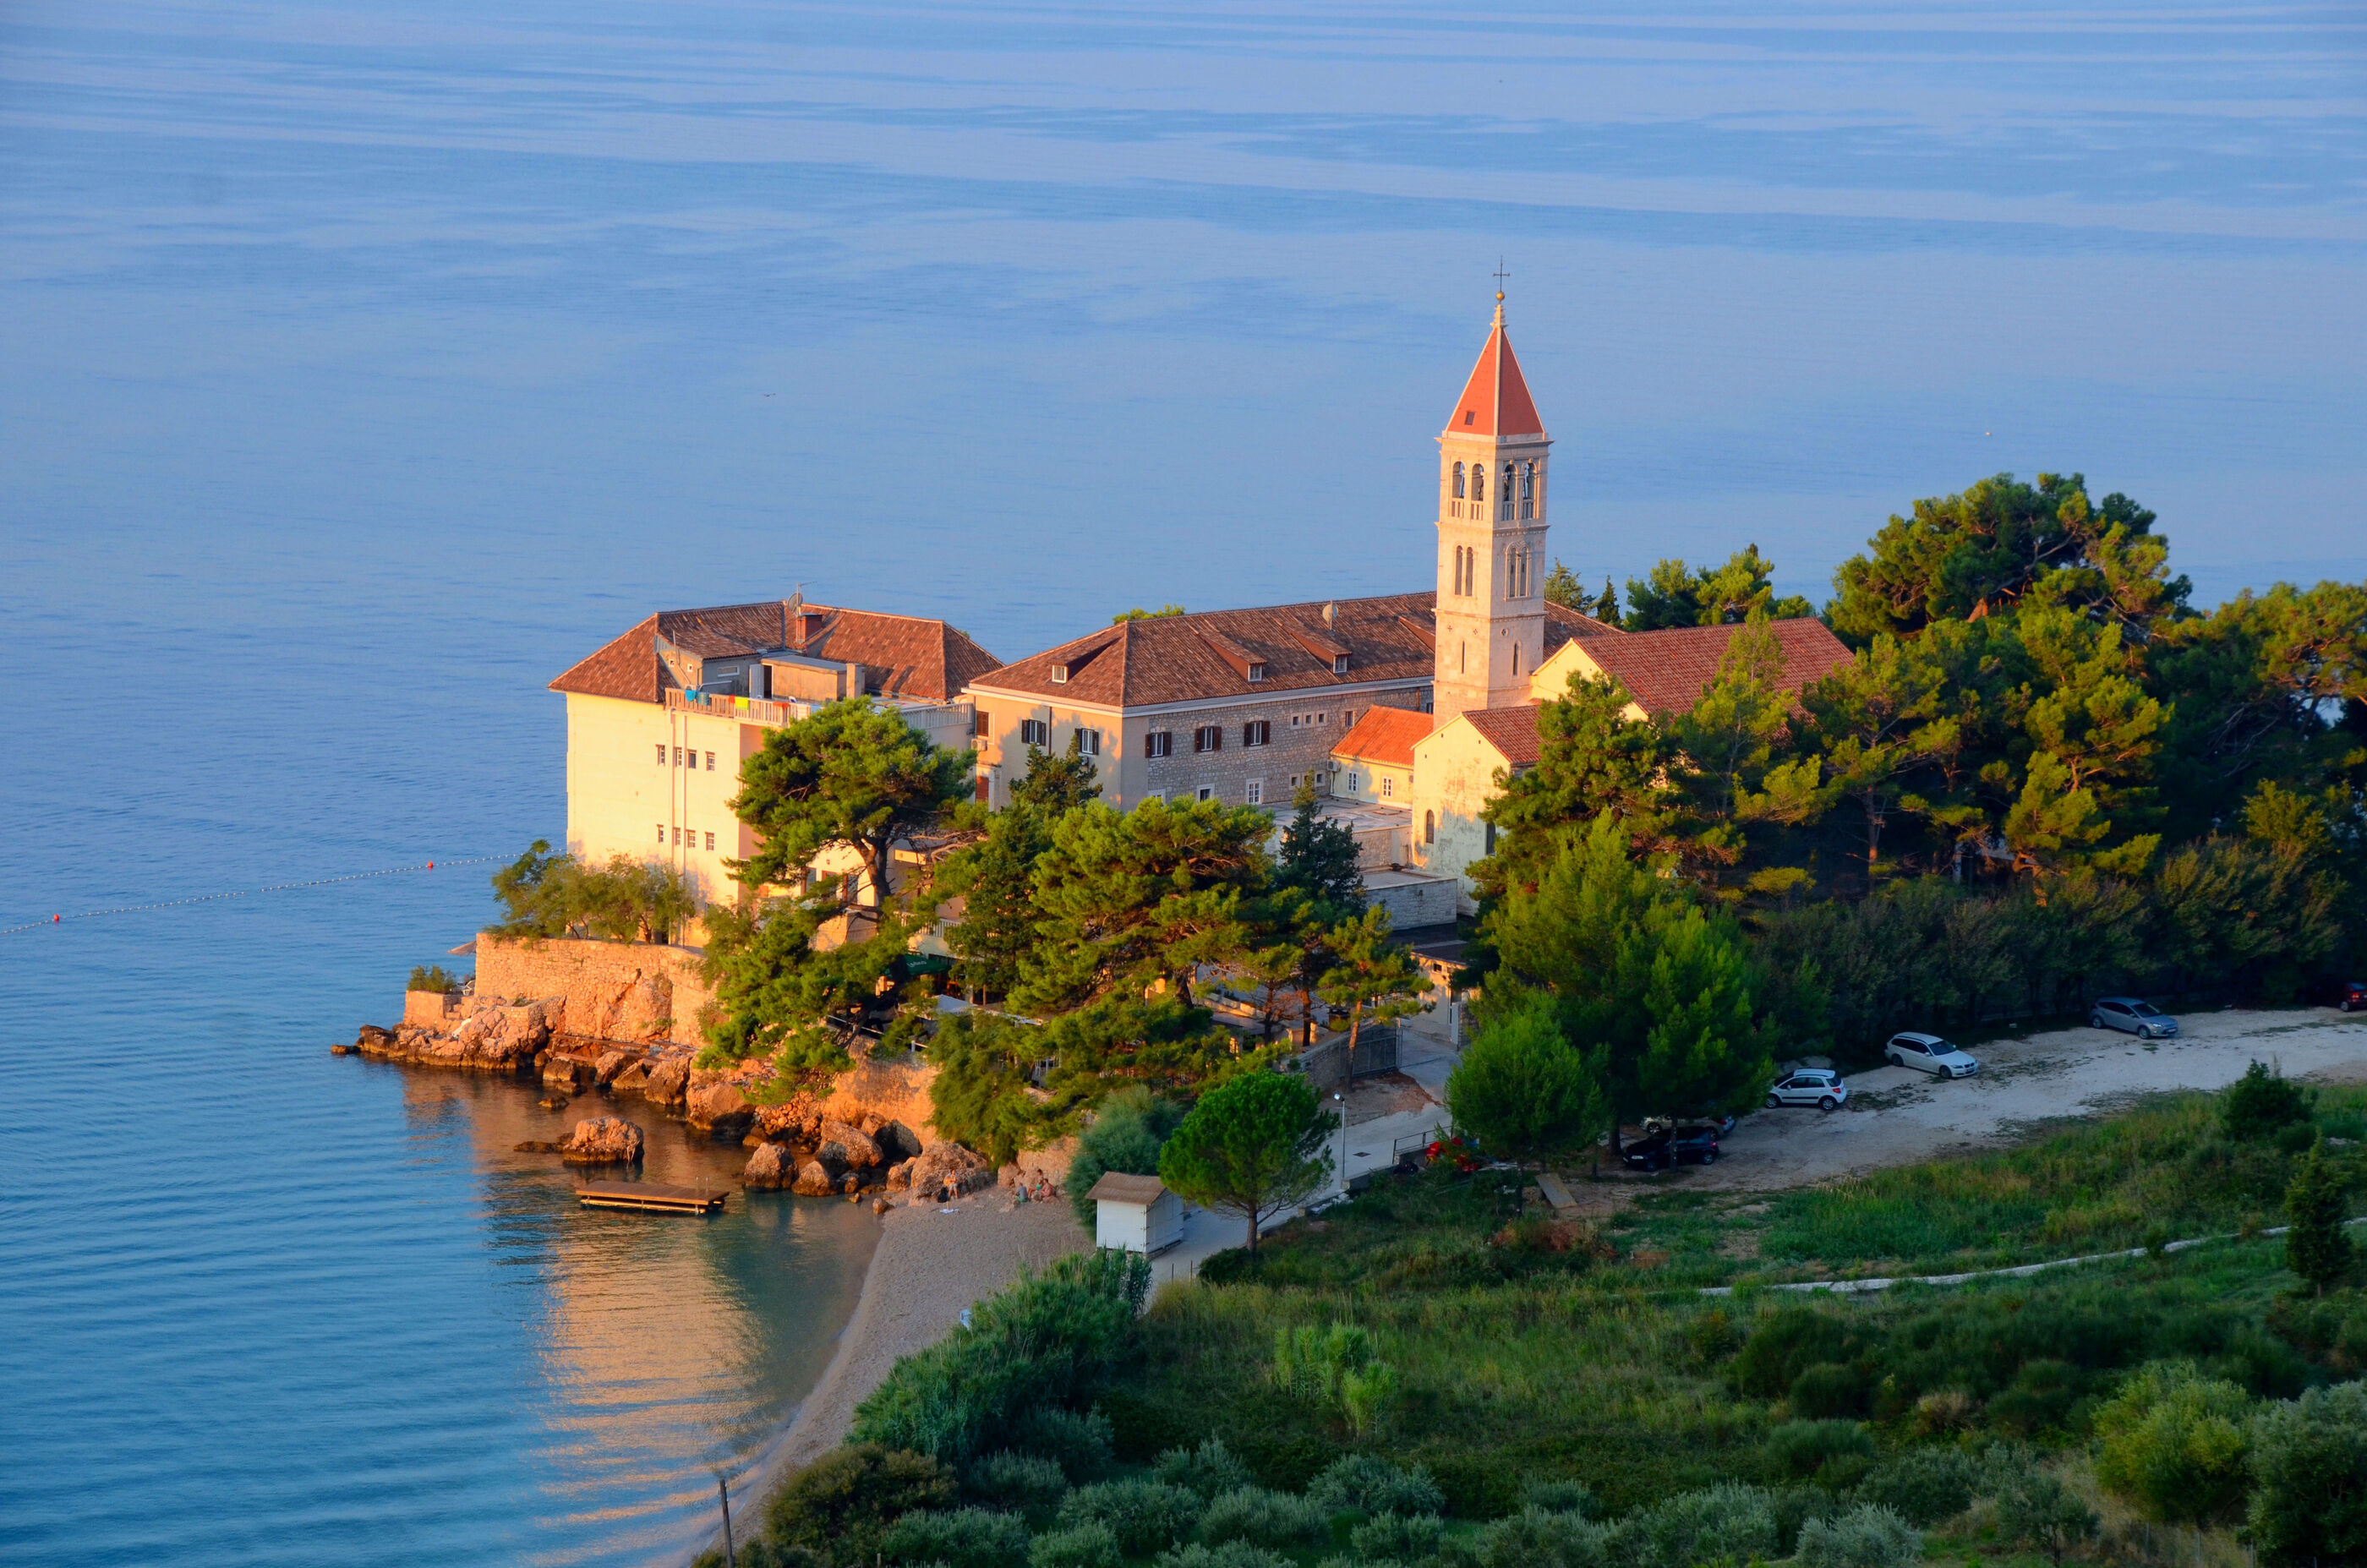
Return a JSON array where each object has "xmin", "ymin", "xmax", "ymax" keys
[{"xmin": 1620, "ymin": 1126, "xmax": 1721, "ymax": 1172}]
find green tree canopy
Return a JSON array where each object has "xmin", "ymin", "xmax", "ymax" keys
[
  {"xmin": 1316, "ymin": 905, "xmax": 1428, "ymax": 1067},
  {"xmin": 1158, "ymin": 1071, "xmax": 1336, "ymax": 1254},
  {"xmin": 2249, "ymin": 1380, "xmax": 2367, "ymax": 1565},
  {"xmin": 1446, "ymin": 988, "xmax": 1608, "ymax": 1167},
  {"xmin": 2092, "ymin": 1361, "xmax": 2254, "ymax": 1526},
  {"xmin": 2286, "ymin": 1136, "xmax": 2353, "ymax": 1295},
  {"xmin": 730, "ymin": 697, "xmax": 976, "ymax": 905},
  {"xmin": 1624, "ymin": 544, "xmax": 1812, "ymax": 631},
  {"xmin": 1541, "ymin": 557, "xmax": 1586, "ymax": 610},
  {"xmin": 1274, "ymin": 780, "xmax": 1364, "ymax": 913}
]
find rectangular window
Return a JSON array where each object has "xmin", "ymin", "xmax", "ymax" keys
[
  {"xmin": 1485, "ymin": 822, "xmax": 1498, "ymax": 854},
  {"xmin": 675, "ymin": 746, "xmax": 686, "ymax": 766},
  {"xmin": 1381, "ymin": 777, "xmax": 1395, "ymax": 799},
  {"xmin": 1145, "ymin": 731, "xmax": 1173, "ymax": 759},
  {"xmin": 976, "ymin": 774, "xmax": 991, "ymax": 803},
  {"xmin": 1196, "ymin": 786, "xmax": 1213, "ymax": 801},
  {"xmin": 1316, "ymin": 713, "xmax": 1326, "ymax": 725},
  {"xmin": 656, "ymin": 743, "xmax": 666, "ymax": 763},
  {"xmin": 1078, "ymin": 729, "xmax": 1102, "ymax": 757},
  {"xmin": 657, "ymin": 823, "xmax": 665, "ymax": 843},
  {"xmin": 1019, "ymin": 718, "xmax": 1050, "ymax": 746},
  {"xmin": 1193, "ymin": 725, "xmax": 1222, "ymax": 754},
  {"xmin": 1245, "ymin": 661, "xmax": 1265, "ymax": 682},
  {"xmin": 705, "ymin": 831, "xmax": 716, "ymax": 850},
  {"xmin": 1347, "ymin": 773, "xmax": 1359, "ymax": 793},
  {"xmin": 1243, "ymin": 719, "xmax": 1270, "ymax": 747},
  {"xmin": 1246, "ymin": 780, "xmax": 1264, "ymax": 806},
  {"xmin": 672, "ymin": 826, "xmax": 681, "ymax": 846},
  {"xmin": 1333, "ymin": 655, "xmax": 1350, "ymax": 675},
  {"xmin": 975, "ymin": 709, "xmax": 992, "ymax": 738},
  {"xmin": 706, "ymin": 751, "xmax": 715, "ymax": 771}
]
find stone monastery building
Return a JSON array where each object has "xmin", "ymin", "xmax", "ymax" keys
[{"xmin": 550, "ymin": 298, "xmax": 1850, "ymax": 925}]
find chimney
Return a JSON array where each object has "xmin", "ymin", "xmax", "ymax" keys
[{"xmin": 1322, "ymin": 602, "xmax": 1337, "ymax": 628}]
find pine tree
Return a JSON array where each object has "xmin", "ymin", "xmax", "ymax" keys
[
  {"xmin": 1541, "ymin": 557, "xmax": 1585, "ymax": 609},
  {"xmin": 1593, "ymin": 577, "xmax": 1621, "ymax": 625},
  {"xmin": 1275, "ymin": 781, "xmax": 1364, "ymax": 911},
  {"xmin": 2287, "ymin": 1135, "xmax": 2353, "ymax": 1296}
]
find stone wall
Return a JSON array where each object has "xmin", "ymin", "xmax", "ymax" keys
[{"xmin": 473, "ymin": 933, "xmax": 714, "ymax": 1047}]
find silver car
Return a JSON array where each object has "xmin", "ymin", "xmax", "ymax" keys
[
  {"xmin": 2091, "ymin": 997, "xmax": 2178, "ymax": 1040},
  {"xmin": 1765, "ymin": 1068, "xmax": 1848, "ymax": 1111},
  {"xmin": 1884, "ymin": 1031, "xmax": 1980, "ymax": 1079}
]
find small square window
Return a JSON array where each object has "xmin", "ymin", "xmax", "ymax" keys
[
  {"xmin": 1196, "ymin": 787, "xmax": 1213, "ymax": 801},
  {"xmin": 1316, "ymin": 713, "xmax": 1326, "ymax": 725}
]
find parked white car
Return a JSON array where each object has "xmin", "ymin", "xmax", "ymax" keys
[
  {"xmin": 1765, "ymin": 1068, "xmax": 1849, "ymax": 1111},
  {"xmin": 2091, "ymin": 997, "xmax": 2179, "ymax": 1040},
  {"xmin": 1884, "ymin": 1031, "xmax": 1982, "ymax": 1079}
]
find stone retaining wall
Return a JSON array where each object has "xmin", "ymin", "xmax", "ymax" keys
[{"xmin": 472, "ymin": 933, "xmax": 714, "ymax": 1047}]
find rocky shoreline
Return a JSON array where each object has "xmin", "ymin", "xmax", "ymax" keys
[{"xmin": 347, "ymin": 994, "xmax": 1029, "ymax": 1203}]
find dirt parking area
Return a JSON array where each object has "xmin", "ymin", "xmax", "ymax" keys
[{"xmin": 1689, "ymin": 1006, "xmax": 2367, "ymax": 1192}]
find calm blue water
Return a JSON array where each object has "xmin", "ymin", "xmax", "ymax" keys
[{"xmin": 2, "ymin": 2, "xmax": 2360, "ymax": 1564}]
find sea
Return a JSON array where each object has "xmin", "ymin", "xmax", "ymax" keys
[{"xmin": 1, "ymin": 2, "xmax": 2359, "ymax": 1563}]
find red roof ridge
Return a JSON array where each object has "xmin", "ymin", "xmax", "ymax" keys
[
  {"xmin": 1332, "ymin": 706, "xmax": 1435, "ymax": 768},
  {"xmin": 1445, "ymin": 302, "xmax": 1546, "ymax": 439}
]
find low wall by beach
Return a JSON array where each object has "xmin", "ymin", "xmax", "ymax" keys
[{"xmin": 473, "ymin": 933, "xmax": 713, "ymax": 1046}]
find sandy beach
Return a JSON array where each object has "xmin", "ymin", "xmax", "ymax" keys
[{"xmin": 700, "ymin": 1193, "xmax": 1087, "ymax": 1560}]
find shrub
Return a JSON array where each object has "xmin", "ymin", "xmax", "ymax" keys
[
  {"xmin": 878, "ymin": 1505, "xmax": 1031, "ymax": 1568},
  {"xmin": 2222, "ymin": 1060, "xmax": 2315, "ymax": 1142},
  {"xmin": 1195, "ymin": 1487, "xmax": 1329, "ymax": 1549},
  {"xmin": 407, "ymin": 964, "xmax": 461, "ymax": 992},
  {"xmin": 962, "ymin": 1452, "xmax": 1069, "ymax": 1526},
  {"xmin": 1853, "ymin": 1446, "xmax": 1975, "ymax": 1526},
  {"xmin": 1152, "ymin": 1545, "xmax": 1292, "ymax": 1568},
  {"xmin": 1985, "ymin": 1358, "xmax": 2079, "ymax": 1436},
  {"xmin": 1517, "ymin": 1478, "xmax": 1599, "ymax": 1516},
  {"xmin": 2286, "ymin": 1137, "xmax": 2353, "ymax": 1294},
  {"xmin": 1012, "ymin": 1408, "xmax": 1117, "ymax": 1482},
  {"xmin": 1055, "ymin": 1479, "xmax": 1204, "ymax": 1555},
  {"xmin": 1763, "ymin": 1420, "xmax": 1874, "ymax": 1480},
  {"xmin": 1027, "ymin": 1522, "xmax": 1119, "ymax": 1568},
  {"xmin": 1789, "ymin": 1362, "xmax": 1867, "ymax": 1419},
  {"xmin": 1305, "ymin": 1454, "xmax": 1446, "ymax": 1516},
  {"xmin": 1791, "ymin": 1504, "xmax": 1921, "ymax": 1568},
  {"xmin": 1153, "ymin": 1437, "xmax": 1253, "ymax": 1501},
  {"xmin": 2248, "ymin": 1380, "xmax": 2367, "ymax": 1565},
  {"xmin": 852, "ymin": 1252, "xmax": 1147, "ymax": 1461},
  {"xmin": 1348, "ymin": 1511, "xmax": 1447, "ymax": 1562},
  {"xmin": 2093, "ymin": 1360, "xmax": 2255, "ymax": 1525},
  {"xmin": 1474, "ymin": 1505, "xmax": 1607, "ymax": 1568},
  {"xmin": 1617, "ymin": 1483, "xmax": 1777, "ymax": 1568},
  {"xmin": 758, "ymin": 1445, "xmax": 956, "ymax": 1568},
  {"xmin": 1729, "ymin": 1307, "xmax": 1854, "ymax": 1398},
  {"xmin": 1911, "ymin": 1388, "xmax": 1976, "ymax": 1435},
  {"xmin": 1988, "ymin": 1463, "xmax": 2100, "ymax": 1566}
]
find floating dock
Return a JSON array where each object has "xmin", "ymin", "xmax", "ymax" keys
[{"xmin": 577, "ymin": 1181, "xmax": 729, "ymax": 1216}]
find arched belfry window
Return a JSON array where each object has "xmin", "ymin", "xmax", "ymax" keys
[
  {"xmin": 1520, "ymin": 462, "xmax": 1535, "ymax": 520},
  {"xmin": 1451, "ymin": 462, "xmax": 1466, "ymax": 500},
  {"xmin": 1471, "ymin": 465, "xmax": 1484, "ymax": 506},
  {"xmin": 1500, "ymin": 463, "xmax": 1516, "ymax": 521}
]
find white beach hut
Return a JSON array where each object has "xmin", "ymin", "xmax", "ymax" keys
[{"xmin": 1087, "ymin": 1172, "xmax": 1184, "ymax": 1255}]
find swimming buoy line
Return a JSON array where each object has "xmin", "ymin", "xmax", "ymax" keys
[{"xmin": 0, "ymin": 856, "xmax": 506, "ymax": 938}]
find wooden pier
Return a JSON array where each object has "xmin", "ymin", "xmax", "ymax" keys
[{"xmin": 577, "ymin": 1181, "xmax": 729, "ymax": 1216}]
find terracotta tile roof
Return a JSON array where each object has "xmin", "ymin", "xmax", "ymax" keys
[
  {"xmin": 970, "ymin": 593, "xmax": 1440, "ymax": 708},
  {"xmin": 1577, "ymin": 617, "xmax": 1854, "ymax": 715},
  {"xmin": 1544, "ymin": 600, "xmax": 1618, "ymax": 648},
  {"xmin": 1462, "ymin": 706, "xmax": 1545, "ymax": 768},
  {"xmin": 1445, "ymin": 305, "xmax": 1545, "ymax": 438},
  {"xmin": 549, "ymin": 601, "xmax": 998, "ymax": 704},
  {"xmin": 1332, "ymin": 706, "xmax": 1435, "ymax": 768}
]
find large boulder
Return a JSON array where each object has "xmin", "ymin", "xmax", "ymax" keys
[
  {"xmin": 791, "ymin": 1159, "xmax": 839, "ymax": 1196},
  {"xmin": 562, "ymin": 1117, "xmax": 644, "ymax": 1165},
  {"xmin": 543, "ymin": 1054, "xmax": 595, "ymax": 1094},
  {"xmin": 641, "ymin": 1056, "xmax": 691, "ymax": 1107},
  {"xmin": 817, "ymin": 1118, "xmax": 883, "ymax": 1170},
  {"xmin": 611, "ymin": 1060, "xmax": 651, "ymax": 1095},
  {"xmin": 1015, "ymin": 1135, "xmax": 1078, "ymax": 1191},
  {"xmin": 593, "ymin": 1048, "xmax": 639, "ymax": 1087},
  {"xmin": 884, "ymin": 1158, "xmax": 915, "ymax": 1190},
  {"xmin": 687, "ymin": 1081, "xmax": 754, "ymax": 1139},
  {"xmin": 875, "ymin": 1120, "xmax": 926, "ymax": 1161},
  {"xmin": 741, "ymin": 1142, "xmax": 795, "ymax": 1190},
  {"xmin": 908, "ymin": 1142, "xmax": 993, "ymax": 1200}
]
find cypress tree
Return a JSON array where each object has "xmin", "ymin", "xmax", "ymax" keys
[{"xmin": 2286, "ymin": 1135, "xmax": 2352, "ymax": 1296}]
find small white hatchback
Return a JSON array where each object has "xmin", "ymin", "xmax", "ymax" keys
[
  {"xmin": 1766, "ymin": 1068, "xmax": 1849, "ymax": 1111},
  {"xmin": 1884, "ymin": 1031, "xmax": 1982, "ymax": 1079}
]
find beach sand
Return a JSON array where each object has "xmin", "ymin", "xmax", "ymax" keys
[{"xmin": 702, "ymin": 1194, "xmax": 1087, "ymax": 1560}]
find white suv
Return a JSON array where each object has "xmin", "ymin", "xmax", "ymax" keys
[
  {"xmin": 1884, "ymin": 1031, "xmax": 1981, "ymax": 1080},
  {"xmin": 1766, "ymin": 1068, "xmax": 1849, "ymax": 1111}
]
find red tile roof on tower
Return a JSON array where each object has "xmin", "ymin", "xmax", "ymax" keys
[
  {"xmin": 1445, "ymin": 302, "xmax": 1546, "ymax": 438},
  {"xmin": 1332, "ymin": 706, "xmax": 1435, "ymax": 768},
  {"xmin": 549, "ymin": 601, "xmax": 999, "ymax": 704}
]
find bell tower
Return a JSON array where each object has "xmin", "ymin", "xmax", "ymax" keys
[{"xmin": 1434, "ymin": 292, "xmax": 1551, "ymax": 727}]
